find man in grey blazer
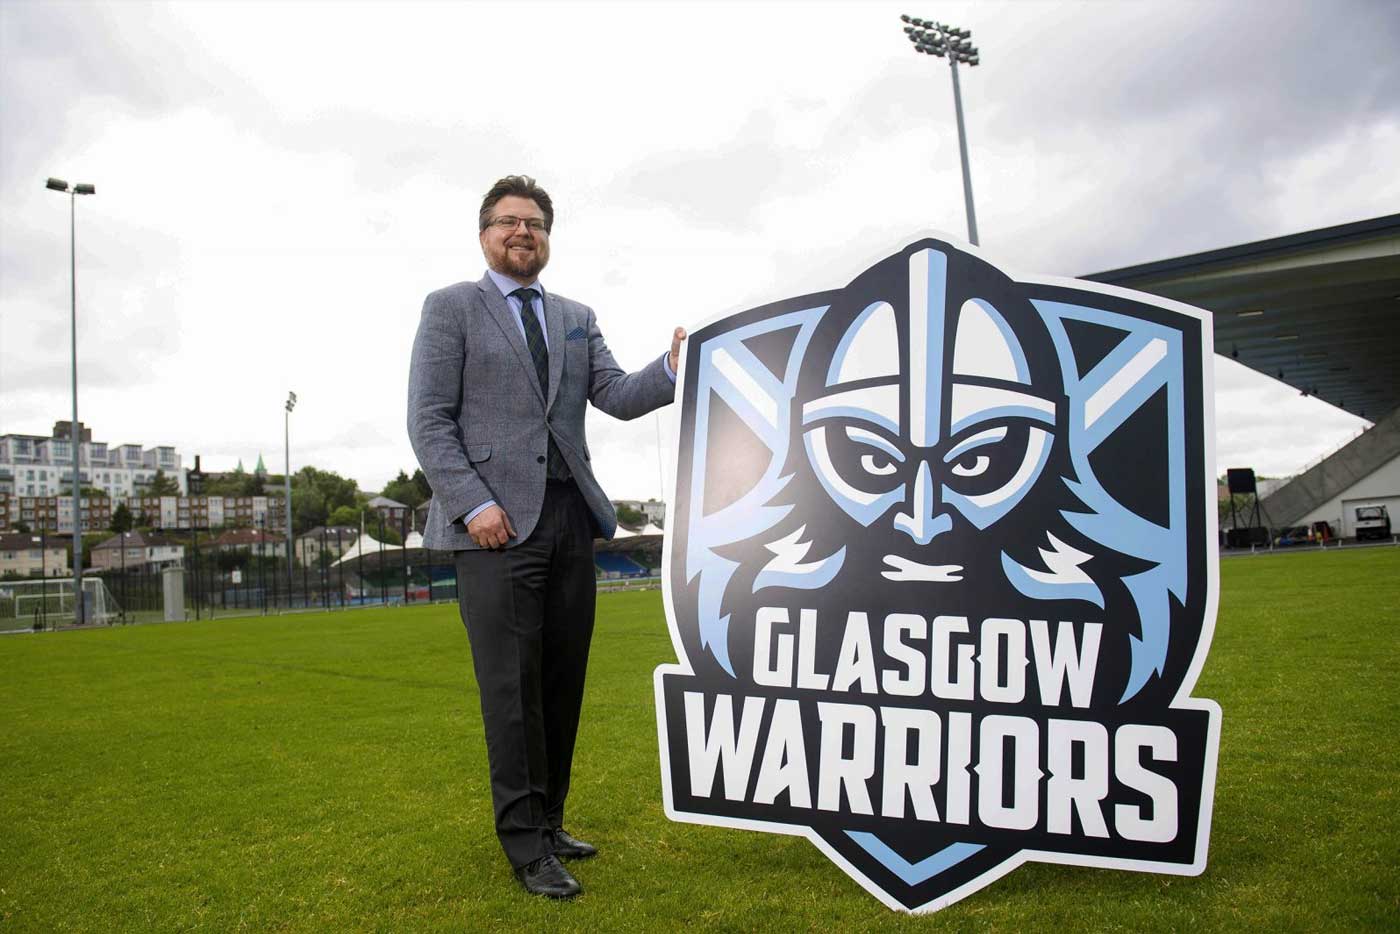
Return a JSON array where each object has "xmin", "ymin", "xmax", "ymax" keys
[{"xmin": 407, "ymin": 175, "xmax": 682, "ymax": 899}]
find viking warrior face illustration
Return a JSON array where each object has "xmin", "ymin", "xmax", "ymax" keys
[{"xmin": 793, "ymin": 245, "xmax": 1069, "ymax": 599}]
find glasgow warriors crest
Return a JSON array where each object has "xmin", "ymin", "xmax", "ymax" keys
[{"xmin": 654, "ymin": 236, "xmax": 1221, "ymax": 912}]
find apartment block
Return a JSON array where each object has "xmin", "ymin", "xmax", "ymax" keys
[
  {"xmin": 0, "ymin": 492, "xmax": 284, "ymax": 534},
  {"xmin": 0, "ymin": 421, "xmax": 183, "ymax": 500},
  {"xmin": 1, "ymin": 493, "xmax": 113, "ymax": 534},
  {"xmin": 127, "ymin": 495, "xmax": 286, "ymax": 532}
]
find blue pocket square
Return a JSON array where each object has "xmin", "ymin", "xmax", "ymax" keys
[{"xmin": 566, "ymin": 326, "xmax": 587, "ymax": 341}]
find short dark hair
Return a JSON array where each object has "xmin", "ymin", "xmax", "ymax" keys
[{"xmin": 478, "ymin": 175, "xmax": 554, "ymax": 233}]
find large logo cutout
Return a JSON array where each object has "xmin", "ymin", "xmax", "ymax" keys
[{"xmin": 655, "ymin": 236, "xmax": 1221, "ymax": 912}]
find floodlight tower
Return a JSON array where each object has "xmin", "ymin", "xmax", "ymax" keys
[
  {"xmin": 900, "ymin": 14, "xmax": 982, "ymax": 245},
  {"xmin": 285, "ymin": 391, "xmax": 297, "ymax": 589},
  {"xmin": 45, "ymin": 176, "xmax": 96, "ymax": 627}
]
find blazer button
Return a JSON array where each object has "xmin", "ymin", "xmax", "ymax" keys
[{"xmin": 536, "ymin": 455, "xmax": 545, "ymax": 464}]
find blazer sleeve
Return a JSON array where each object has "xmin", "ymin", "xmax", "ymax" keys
[
  {"xmin": 407, "ymin": 288, "xmax": 495, "ymax": 522},
  {"xmin": 583, "ymin": 306, "xmax": 676, "ymax": 420}
]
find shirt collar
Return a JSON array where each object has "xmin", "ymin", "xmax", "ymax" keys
[{"xmin": 486, "ymin": 268, "xmax": 544, "ymax": 301}]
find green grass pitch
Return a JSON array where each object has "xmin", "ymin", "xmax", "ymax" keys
[{"xmin": 2, "ymin": 547, "xmax": 1397, "ymax": 931}]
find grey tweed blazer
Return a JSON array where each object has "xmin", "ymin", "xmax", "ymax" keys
[{"xmin": 407, "ymin": 272, "xmax": 674, "ymax": 550}]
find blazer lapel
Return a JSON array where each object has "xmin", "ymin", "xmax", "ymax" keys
[
  {"xmin": 544, "ymin": 291, "xmax": 565, "ymax": 412},
  {"xmin": 476, "ymin": 275, "xmax": 544, "ymax": 406}
]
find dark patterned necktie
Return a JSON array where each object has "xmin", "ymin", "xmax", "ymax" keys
[{"xmin": 511, "ymin": 288, "xmax": 569, "ymax": 480}]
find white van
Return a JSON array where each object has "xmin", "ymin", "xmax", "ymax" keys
[{"xmin": 1353, "ymin": 504, "xmax": 1391, "ymax": 541}]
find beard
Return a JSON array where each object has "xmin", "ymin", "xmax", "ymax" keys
[{"xmin": 494, "ymin": 238, "xmax": 549, "ymax": 281}]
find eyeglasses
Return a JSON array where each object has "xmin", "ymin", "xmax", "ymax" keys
[{"xmin": 488, "ymin": 215, "xmax": 548, "ymax": 233}]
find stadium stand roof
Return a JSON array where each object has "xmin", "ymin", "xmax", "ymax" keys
[{"xmin": 1085, "ymin": 214, "xmax": 1400, "ymax": 422}]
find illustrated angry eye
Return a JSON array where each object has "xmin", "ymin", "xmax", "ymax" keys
[
  {"xmin": 941, "ymin": 423, "xmax": 1048, "ymax": 499},
  {"xmin": 860, "ymin": 453, "xmax": 897, "ymax": 476},
  {"xmin": 951, "ymin": 454, "xmax": 990, "ymax": 477},
  {"xmin": 939, "ymin": 423, "xmax": 1055, "ymax": 529},
  {"xmin": 802, "ymin": 423, "xmax": 907, "ymax": 526}
]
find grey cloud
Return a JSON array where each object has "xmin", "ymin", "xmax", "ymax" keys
[
  {"xmin": 0, "ymin": 1, "xmax": 229, "ymax": 194},
  {"xmin": 983, "ymin": 1, "xmax": 1400, "ymax": 145},
  {"xmin": 603, "ymin": 110, "xmax": 818, "ymax": 229}
]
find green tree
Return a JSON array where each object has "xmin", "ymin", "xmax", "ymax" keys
[
  {"xmin": 412, "ymin": 468, "xmax": 432, "ymax": 502},
  {"xmin": 148, "ymin": 469, "xmax": 179, "ymax": 496},
  {"xmin": 382, "ymin": 470, "xmax": 427, "ymax": 510},
  {"xmin": 616, "ymin": 503, "xmax": 646, "ymax": 528},
  {"xmin": 204, "ymin": 473, "xmax": 259, "ymax": 497},
  {"xmin": 327, "ymin": 504, "xmax": 361, "ymax": 528},
  {"xmin": 81, "ymin": 532, "xmax": 107, "ymax": 555},
  {"xmin": 290, "ymin": 466, "xmax": 360, "ymax": 533},
  {"xmin": 110, "ymin": 503, "xmax": 133, "ymax": 533},
  {"xmin": 13, "ymin": 520, "xmax": 31, "ymax": 534}
]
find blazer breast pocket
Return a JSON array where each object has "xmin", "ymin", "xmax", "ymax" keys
[{"xmin": 565, "ymin": 326, "xmax": 587, "ymax": 342}]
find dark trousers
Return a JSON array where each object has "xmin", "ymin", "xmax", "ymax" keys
[{"xmin": 454, "ymin": 481, "xmax": 597, "ymax": 868}]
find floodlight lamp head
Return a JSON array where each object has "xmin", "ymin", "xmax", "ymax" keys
[
  {"xmin": 46, "ymin": 177, "xmax": 69, "ymax": 192},
  {"xmin": 904, "ymin": 25, "xmax": 914, "ymax": 33},
  {"xmin": 74, "ymin": 183, "xmax": 96, "ymax": 195},
  {"xmin": 901, "ymin": 13, "xmax": 911, "ymax": 22}
]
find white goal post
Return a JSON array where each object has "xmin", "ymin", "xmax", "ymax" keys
[{"xmin": 0, "ymin": 577, "xmax": 122, "ymax": 628}]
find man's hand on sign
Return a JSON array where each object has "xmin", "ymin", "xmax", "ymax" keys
[{"xmin": 669, "ymin": 327, "xmax": 688, "ymax": 374}]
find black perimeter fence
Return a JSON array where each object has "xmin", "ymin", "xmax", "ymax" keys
[
  {"xmin": 93, "ymin": 513, "xmax": 460, "ymax": 625},
  {"xmin": 76, "ymin": 512, "xmax": 660, "ymax": 627}
]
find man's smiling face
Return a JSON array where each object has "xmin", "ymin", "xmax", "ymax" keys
[{"xmin": 480, "ymin": 194, "xmax": 551, "ymax": 283}]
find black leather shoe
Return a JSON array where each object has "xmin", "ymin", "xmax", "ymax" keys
[
  {"xmin": 514, "ymin": 854, "xmax": 581, "ymax": 899},
  {"xmin": 552, "ymin": 828, "xmax": 598, "ymax": 860}
]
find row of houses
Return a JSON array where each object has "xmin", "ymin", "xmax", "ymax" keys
[
  {"xmin": 0, "ymin": 492, "xmax": 288, "ymax": 535},
  {"xmin": 0, "ymin": 490, "xmax": 413, "ymax": 539},
  {"xmin": 0, "ymin": 524, "xmax": 375, "ymax": 579}
]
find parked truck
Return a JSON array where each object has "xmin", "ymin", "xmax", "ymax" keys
[{"xmin": 1353, "ymin": 504, "xmax": 1391, "ymax": 541}]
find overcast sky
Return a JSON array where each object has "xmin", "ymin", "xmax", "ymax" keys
[{"xmin": 2, "ymin": 0, "xmax": 1396, "ymax": 500}]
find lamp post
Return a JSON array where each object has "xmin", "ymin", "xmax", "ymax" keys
[
  {"xmin": 46, "ymin": 176, "xmax": 96, "ymax": 627},
  {"xmin": 900, "ymin": 14, "xmax": 982, "ymax": 245},
  {"xmin": 285, "ymin": 391, "xmax": 297, "ymax": 597}
]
